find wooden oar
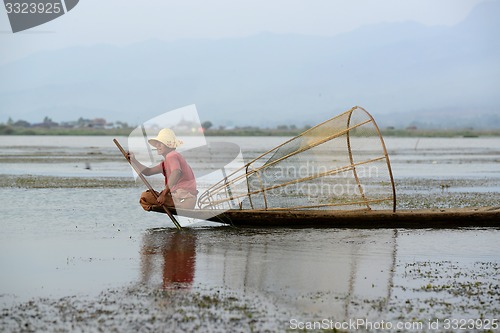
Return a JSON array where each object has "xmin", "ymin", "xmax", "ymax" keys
[{"xmin": 113, "ymin": 138, "xmax": 182, "ymax": 230}]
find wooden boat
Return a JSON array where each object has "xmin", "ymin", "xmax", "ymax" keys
[
  {"xmin": 170, "ymin": 206, "xmax": 500, "ymax": 228},
  {"xmin": 120, "ymin": 106, "xmax": 499, "ymax": 229}
]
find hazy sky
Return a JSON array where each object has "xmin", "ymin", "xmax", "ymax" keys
[{"xmin": 0, "ymin": 0, "xmax": 489, "ymax": 64}]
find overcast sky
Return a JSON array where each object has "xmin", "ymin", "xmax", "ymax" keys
[{"xmin": 0, "ymin": 0, "xmax": 489, "ymax": 64}]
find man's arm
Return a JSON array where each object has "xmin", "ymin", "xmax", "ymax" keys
[{"xmin": 127, "ymin": 152, "xmax": 162, "ymax": 176}]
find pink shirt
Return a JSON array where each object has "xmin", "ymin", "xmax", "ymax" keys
[{"xmin": 161, "ymin": 151, "xmax": 197, "ymax": 194}]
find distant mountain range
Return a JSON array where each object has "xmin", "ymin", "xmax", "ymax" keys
[{"xmin": 0, "ymin": 1, "xmax": 499, "ymax": 129}]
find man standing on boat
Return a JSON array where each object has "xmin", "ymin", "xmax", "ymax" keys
[{"xmin": 128, "ymin": 128, "xmax": 198, "ymax": 211}]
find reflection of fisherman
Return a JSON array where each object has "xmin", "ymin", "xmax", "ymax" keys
[
  {"xmin": 127, "ymin": 128, "xmax": 198, "ymax": 211},
  {"xmin": 141, "ymin": 231, "xmax": 196, "ymax": 289}
]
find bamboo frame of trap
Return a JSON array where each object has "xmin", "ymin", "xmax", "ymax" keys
[{"xmin": 198, "ymin": 106, "xmax": 397, "ymax": 212}]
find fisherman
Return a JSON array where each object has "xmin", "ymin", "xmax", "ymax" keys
[{"xmin": 127, "ymin": 128, "xmax": 198, "ymax": 211}]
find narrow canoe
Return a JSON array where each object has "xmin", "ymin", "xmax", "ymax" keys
[{"xmin": 169, "ymin": 206, "xmax": 500, "ymax": 228}]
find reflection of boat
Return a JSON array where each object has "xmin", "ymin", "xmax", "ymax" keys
[
  {"xmin": 171, "ymin": 206, "xmax": 500, "ymax": 228},
  {"xmin": 149, "ymin": 228, "xmax": 399, "ymax": 321}
]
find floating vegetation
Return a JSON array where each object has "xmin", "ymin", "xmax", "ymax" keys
[
  {"xmin": 390, "ymin": 261, "xmax": 500, "ymax": 321},
  {"xmin": 396, "ymin": 177, "xmax": 500, "ymax": 209},
  {"xmin": 0, "ymin": 175, "xmax": 138, "ymax": 189},
  {"xmin": 397, "ymin": 192, "xmax": 500, "ymax": 209},
  {"xmin": 0, "ymin": 284, "xmax": 292, "ymax": 333}
]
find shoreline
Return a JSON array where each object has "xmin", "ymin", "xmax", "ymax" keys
[{"xmin": 1, "ymin": 127, "xmax": 499, "ymax": 137}]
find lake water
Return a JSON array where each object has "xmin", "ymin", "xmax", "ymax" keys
[{"xmin": 0, "ymin": 135, "xmax": 499, "ymax": 331}]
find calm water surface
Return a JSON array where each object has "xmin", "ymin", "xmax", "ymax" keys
[{"xmin": 0, "ymin": 136, "xmax": 499, "ymax": 324}]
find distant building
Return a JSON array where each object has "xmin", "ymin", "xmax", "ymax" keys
[
  {"xmin": 68, "ymin": 117, "xmax": 109, "ymax": 128},
  {"xmin": 92, "ymin": 118, "xmax": 107, "ymax": 129},
  {"xmin": 172, "ymin": 117, "xmax": 202, "ymax": 134}
]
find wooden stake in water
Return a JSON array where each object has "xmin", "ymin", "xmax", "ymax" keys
[{"xmin": 113, "ymin": 138, "xmax": 182, "ymax": 230}]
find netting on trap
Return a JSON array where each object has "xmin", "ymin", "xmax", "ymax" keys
[{"xmin": 198, "ymin": 106, "xmax": 396, "ymax": 212}]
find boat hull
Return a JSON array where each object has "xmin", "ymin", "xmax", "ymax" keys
[{"xmin": 171, "ymin": 206, "xmax": 500, "ymax": 228}]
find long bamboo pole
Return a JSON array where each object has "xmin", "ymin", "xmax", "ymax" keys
[{"xmin": 113, "ymin": 139, "xmax": 182, "ymax": 229}]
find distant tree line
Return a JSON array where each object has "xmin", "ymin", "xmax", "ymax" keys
[
  {"xmin": 1, "ymin": 116, "xmax": 498, "ymax": 137},
  {"xmin": 2, "ymin": 116, "xmax": 131, "ymax": 130},
  {"xmin": 0, "ymin": 116, "xmax": 133, "ymax": 135}
]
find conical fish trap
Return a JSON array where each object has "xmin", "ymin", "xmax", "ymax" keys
[{"xmin": 198, "ymin": 106, "xmax": 396, "ymax": 212}]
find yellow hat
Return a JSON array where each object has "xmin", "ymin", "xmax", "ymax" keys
[{"xmin": 148, "ymin": 128, "xmax": 183, "ymax": 148}]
